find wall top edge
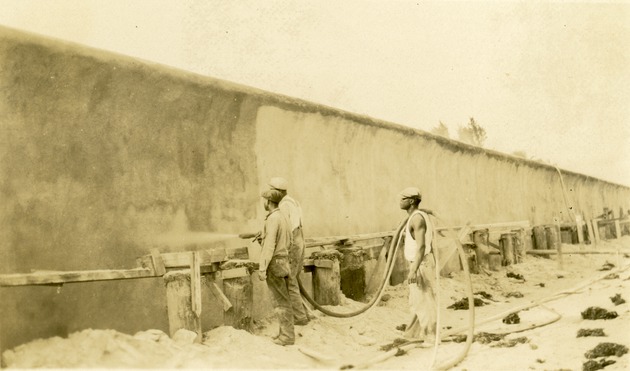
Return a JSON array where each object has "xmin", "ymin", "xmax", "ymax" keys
[{"xmin": 1, "ymin": 25, "xmax": 627, "ymax": 190}]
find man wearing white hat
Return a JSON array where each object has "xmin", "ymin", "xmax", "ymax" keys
[
  {"xmin": 398, "ymin": 187, "xmax": 437, "ymax": 342},
  {"xmin": 258, "ymin": 188, "xmax": 295, "ymax": 345},
  {"xmin": 269, "ymin": 177, "xmax": 310, "ymax": 325}
]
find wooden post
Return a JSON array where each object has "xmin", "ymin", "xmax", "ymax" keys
[
  {"xmin": 592, "ymin": 219, "xmax": 601, "ymax": 244},
  {"xmin": 472, "ymin": 229, "xmax": 490, "ymax": 270},
  {"xmin": 164, "ymin": 270, "xmax": 202, "ymax": 342},
  {"xmin": 532, "ymin": 225, "xmax": 547, "ymax": 250},
  {"xmin": 488, "ymin": 249, "xmax": 502, "ymax": 271},
  {"xmin": 512, "ymin": 229, "xmax": 525, "ymax": 264},
  {"xmin": 499, "ymin": 233, "xmax": 515, "ymax": 266},
  {"xmin": 545, "ymin": 225, "xmax": 560, "ymax": 250},
  {"xmin": 586, "ymin": 218, "xmax": 596, "ymax": 245},
  {"xmin": 463, "ymin": 244, "xmax": 479, "ymax": 274},
  {"xmin": 222, "ymin": 269, "xmax": 253, "ymax": 331},
  {"xmin": 190, "ymin": 252, "xmax": 202, "ymax": 318},
  {"xmin": 311, "ymin": 250, "xmax": 342, "ymax": 305},
  {"xmin": 614, "ymin": 220, "xmax": 621, "ymax": 240},
  {"xmin": 389, "ymin": 241, "xmax": 409, "ymax": 286},
  {"xmin": 576, "ymin": 215, "xmax": 585, "ymax": 245},
  {"xmin": 365, "ymin": 237, "xmax": 389, "ymax": 297},
  {"xmin": 339, "ymin": 246, "xmax": 366, "ymax": 301}
]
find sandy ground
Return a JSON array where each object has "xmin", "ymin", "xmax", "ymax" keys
[{"xmin": 3, "ymin": 237, "xmax": 630, "ymax": 370}]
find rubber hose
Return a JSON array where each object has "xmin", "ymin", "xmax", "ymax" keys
[
  {"xmin": 297, "ymin": 217, "xmax": 409, "ymax": 318},
  {"xmin": 432, "ymin": 234, "xmax": 475, "ymax": 370}
]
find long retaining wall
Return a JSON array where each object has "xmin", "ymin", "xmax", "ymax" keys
[{"xmin": 1, "ymin": 27, "xmax": 629, "ymax": 350}]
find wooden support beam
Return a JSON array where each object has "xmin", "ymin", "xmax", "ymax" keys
[
  {"xmin": 615, "ymin": 220, "xmax": 621, "ymax": 239},
  {"xmin": 190, "ymin": 252, "xmax": 202, "ymax": 318},
  {"xmin": 499, "ymin": 233, "xmax": 516, "ymax": 266},
  {"xmin": 0, "ymin": 268, "xmax": 153, "ymax": 287},
  {"xmin": 222, "ymin": 273, "xmax": 253, "ymax": 331},
  {"xmin": 210, "ymin": 282, "xmax": 232, "ymax": 311},
  {"xmin": 164, "ymin": 270, "xmax": 201, "ymax": 342},
  {"xmin": 389, "ymin": 242, "xmax": 409, "ymax": 286},
  {"xmin": 305, "ymin": 231, "xmax": 394, "ymax": 248},
  {"xmin": 527, "ymin": 249, "xmax": 630, "ymax": 255},
  {"xmin": 312, "ymin": 258, "xmax": 341, "ymax": 305},
  {"xmin": 153, "ymin": 247, "xmax": 249, "ymax": 269},
  {"xmin": 150, "ymin": 249, "xmax": 166, "ymax": 276},
  {"xmin": 586, "ymin": 218, "xmax": 596, "ymax": 245},
  {"xmin": 592, "ymin": 219, "xmax": 601, "ymax": 243},
  {"xmin": 576, "ymin": 215, "xmax": 585, "ymax": 244},
  {"xmin": 219, "ymin": 267, "xmax": 249, "ymax": 280}
]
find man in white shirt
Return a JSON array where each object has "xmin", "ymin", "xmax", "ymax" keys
[
  {"xmin": 398, "ymin": 187, "xmax": 437, "ymax": 341},
  {"xmin": 269, "ymin": 177, "xmax": 310, "ymax": 325}
]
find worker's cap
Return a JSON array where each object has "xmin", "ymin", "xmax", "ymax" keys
[
  {"xmin": 261, "ymin": 189, "xmax": 284, "ymax": 203},
  {"xmin": 268, "ymin": 177, "xmax": 289, "ymax": 191},
  {"xmin": 399, "ymin": 187, "xmax": 422, "ymax": 200}
]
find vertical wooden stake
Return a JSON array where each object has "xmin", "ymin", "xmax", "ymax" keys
[
  {"xmin": 190, "ymin": 252, "xmax": 202, "ymax": 318},
  {"xmin": 586, "ymin": 218, "xmax": 596, "ymax": 246},
  {"xmin": 592, "ymin": 219, "xmax": 601, "ymax": 244},
  {"xmin": 499, "ymin": 233, "xmax": 515, "ymax": 266},
  {"xmin": 164, "ymin": 270, "xmax": 202, "ymax": 342},
  {"xmin": 575, "ymin": 215, "xmax": 585, "ymax": 245},
  {"xmin": 614, "ymin": 220, "xmax": 621, "ymax": 240}
]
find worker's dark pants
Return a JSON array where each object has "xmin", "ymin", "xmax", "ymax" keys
[
  {"xmin": 288, "ymin": 227, "xmax": 308, "ymax": 322},
  {"xmin": 266, "ymin": 256, "xmax": 295, "ymax": 343}
]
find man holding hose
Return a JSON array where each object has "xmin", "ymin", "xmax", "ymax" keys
[
  {"xmin": 398, "ymin": 187, "xmax": 437, "ymax": 341},
  {"xmin": 269, "ymin": 177, "xmax": 310, "ymax": 326}
]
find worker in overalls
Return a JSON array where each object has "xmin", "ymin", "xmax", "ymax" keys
[
  {"xmin": 398, "ymin": 187, "xmax": 437, "ymax": 342},
  {"xmin": 269, "ymin": 177, "xmax": 310, "ymax": 325},
  {"xmin": 257, "ymin": 189, "xmax": 295, "ymax": 345}
]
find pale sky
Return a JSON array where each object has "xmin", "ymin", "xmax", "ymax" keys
[{"xmin": 1, "ymin": 0, "xmax": 629, "ymax": 186}]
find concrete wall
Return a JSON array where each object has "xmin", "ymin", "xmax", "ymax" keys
[{"xmin": 1, "ymin": 27, "xmax": 629, "ymax": 350}]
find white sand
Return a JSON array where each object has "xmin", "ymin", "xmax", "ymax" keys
[{"xmin": 4, "ymin": 237, "xmax": 630, "ymax": 370}]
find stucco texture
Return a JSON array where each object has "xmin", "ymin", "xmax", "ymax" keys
[{"xmin": 1, "ymin": 27, "xmax": 629, "ymax": 350}]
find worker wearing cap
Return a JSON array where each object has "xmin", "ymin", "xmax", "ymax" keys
[
  {"xmin": 269, "ymin": 177, "xmax": 309, "ymax": 325},
  {"xmin": 258, "ymin": 189, "xmax": 295, "ymax": 346},
  {"xmin": 398, "ymin": 187, "xmax": 437, "ymax": 341}
]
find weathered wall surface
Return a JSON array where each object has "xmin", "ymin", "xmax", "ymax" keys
[
  {"xmin": 1, "ymin": 27, "xmax": 629, "ymax": 350},
  {"xmin": 255, "ymin": 106, "xmax": 630, "ymax": 235}
]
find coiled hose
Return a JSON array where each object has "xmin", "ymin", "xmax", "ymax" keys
[{"xmin": 297, "ymin": 216, "xmax": 408, "ymax": 318}]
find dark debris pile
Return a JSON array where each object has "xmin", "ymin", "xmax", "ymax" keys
[
  {"xmin": 502, "ymin": 313, "xmax": 521, "ymax": 325},
  {"xmin": 610, "ymin": 294, "xmax": 626, "ymax": 306},
  {"xmin": 447, "ymin": 297, "xmax": 487, "ymax": 310},
  {"xmin": 581, "ymin": 307, "xmax": 618, "ymax": 320},
  {"xmin": 577, "ymin": 328, "xmax": 606, "ymax": 338}
]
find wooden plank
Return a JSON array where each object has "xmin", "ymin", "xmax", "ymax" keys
[
  {"xmin": 0, "ymin": 268, "xmax": 154, "ymax": 287},
  {"xmin": 220, "ymin": 267, "xmax": 249, "ymax": 280},
  {"xmin": 210, "ymin": 282, "xmax": 232, "ymax": 311},
  {"xmin": 190, "ymin": 252, "xmax": 202, "ymax": 317},
  {"xmin": 314, "ymin": 259, "xmax": 334, "ymax": 269},
  {"xmin": 157, "ymin": 247, "xmax": 249, "ymax": 268},
  {"xmin": 305, "ymin": 231, "xmax": 395, "ymax": 247},
  {"xmin": 527, "ymin": 249, "xmax": 630, "ymax": 255},
  {"xmin": 303, "ymin": 258, "xmax": 315, "ymax": 267},
  {"xmin": 150, "ymin": 249, "xmax": 166, "ymax": 276},
  {"xmin": 436, "ymin": 220, "xmax": 530, "ymax": 233}
]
